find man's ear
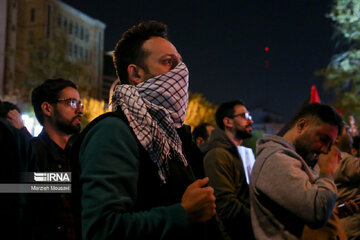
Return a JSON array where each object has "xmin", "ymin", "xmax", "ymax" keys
[
  {"xmin": 196, "ymin": 137, "xmax": 205, "ymax": 147},
  {"xmin": 296, "ymin": 118, "xmax": 308, "ymax": 133},
  {"xmin": 41, "ymin": 102, "xmax": 53, "ymax": 118},
  {"xmin": 335, "ymin": 134, "xmax": 341, "ymax": 145},
  {"xmin": 127, "ymin": 64, "xmax": 145, "ymax": 85},
  {"xmin": 351, "ymin": 148, "xmax": 358, "ymax": 157},
  {"xmin": 223, "ymin": 117, "xmax": 233, "ymax": 129}
]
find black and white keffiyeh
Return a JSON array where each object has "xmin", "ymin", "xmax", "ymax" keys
[{"xmin": 111, "ymin": 62, "xmax": 189, "ymax": 183}]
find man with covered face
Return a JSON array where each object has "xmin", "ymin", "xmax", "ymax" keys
[
  {"xmin": 202, "ymin": 100, "xmax": 255, "ymax": 239},
  {"xmin": 250, "ymin": 103, "xmax": 344, "ymax": 240},
  {"xmin": 79, "ymin": 21, "xmax": 216, "ymax": 239}
]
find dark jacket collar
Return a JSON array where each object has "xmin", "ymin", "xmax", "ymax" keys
[{"xmin": 200, "ymin": 128, "xmax": 238, "ymax": 155}]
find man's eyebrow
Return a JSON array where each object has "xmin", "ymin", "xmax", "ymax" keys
[{"xmin": 161, "ymin": 54, "xmax": 182, "ymax": 61}]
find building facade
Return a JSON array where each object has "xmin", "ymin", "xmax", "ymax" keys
[{"xmin": 0, "ymin": 0, "xmax": 106, "ymax": 98}]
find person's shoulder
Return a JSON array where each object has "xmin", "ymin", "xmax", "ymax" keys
[
  {"xmin": 84, "ymin": 116, "xmax": 132, "ymax": 140},
  {"xmin": 0, "ymin": 120, "xmax": 18, "ymax": 143},
  {"xmin": 341, "ymin": 151, "xmax": 356, "ymax": 161},
  {"xmin": 206, "ymin": 147, "xmax": 231, "ymax": 155},
  {"xmin": 79, "ymin": 114, "xmax": 140, "ymax": 162},
  {"xmin": 96, "ymin": 115, "xmax": 127, "ymax": 126},
  {"xmin": 204, "ymin": 147, "xmax": 233, "ymax": 164},
  {"xmin": 339, "ymin": 151, "xmax": 360, "ymax": 167}
]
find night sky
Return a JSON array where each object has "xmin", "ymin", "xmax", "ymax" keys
[{"xmin": 63, "ymin": 0, "xmax": 338, "ymax": 121}]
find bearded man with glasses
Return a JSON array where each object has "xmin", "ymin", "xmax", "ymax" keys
[
  {"xmin": 202, "ymin": 100, "xmax": 255, "ymax": 240},
  {"xmin": 26, "ymin": 78, "xmax": 84, "ymax": 240}
]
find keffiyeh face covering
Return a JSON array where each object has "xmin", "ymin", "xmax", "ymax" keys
[{"xmin": 111, "ymin": 62, "xmax": 189, "ymax": 184}]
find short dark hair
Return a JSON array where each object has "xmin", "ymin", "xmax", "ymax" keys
[
  {"xmin": 0, "ymin": 101, "xmax": 21, "ymax": 119},
  {"xmin": 113, "ymin": 20, "xmax": 168, "ymax": 84},
  {"xmin": 193, "ymin": 123, "xmax": 213, "ymax": 141},
  {"xmin": 31, "ymin": 78, "xmax": 77, "ymax": 125},
  {"xmin": 352, "ymin": 135, "xmax": 360, "ymax": 151},
  {"xmin": 284, "ymin": 103, "xmax": 343, "ymax": 135},
  {"xmin": 215, "ymin": 100, "xmax": 245, "ymax": 130}
]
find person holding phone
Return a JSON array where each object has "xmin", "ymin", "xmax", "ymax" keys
[{"xmin": 334, "ymin": 124, "xmax": 360, "ymax": 239}]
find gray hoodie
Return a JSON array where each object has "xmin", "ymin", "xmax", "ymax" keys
[{"xmin": 250, "ymin": 134, "xmax": 337, "ymax": 240}]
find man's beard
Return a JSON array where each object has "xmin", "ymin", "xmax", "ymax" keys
[
  {"xmin": 53, "ymin": 111, "xmax": 81, "ymax": 135},
  {"xmin": 235, "ymin": 127, "xmax": 252, "ymax": 140},
  {"xmin": 294, "ymin": 137, "xmax": 318, "ymax": 167}
]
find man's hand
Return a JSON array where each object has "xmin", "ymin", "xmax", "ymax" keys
[
  {"xmin": 318, "ymin": 145, "xmax": 341, "ymax": 176},
  {"xmin": 6, "ymin": 109, "xmax": 25, "ymax": 130},
  {"xmin": 335, "ymin": 198, "xmax": 360, "ymax": 218},
  {"xmin": 181, "ymin": 177, "xmax": 216, "ymax": 223}
]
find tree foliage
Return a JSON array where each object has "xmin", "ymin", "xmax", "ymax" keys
[
  {"xmin": 81, "ymin": 97, "xmax": 108, "ymax": 128},
  {"xmin": 17, "ymin": 33, "xmax": 93, "ymax": 100},
  {"xmin": 319, "ymin": 0, "xmax": 360, "ymax": 123},
  {"xmin": 328, "ymin": 0, "xmax": 360, "ymax": 40},
  {"xmin": 184, "ymin": 92, "xmax": 217, "ymax": 130}
]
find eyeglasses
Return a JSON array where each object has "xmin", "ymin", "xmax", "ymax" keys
[
  {"xmin": 232, "ymin": 112, "xmax": 252, "ymax": 120},
  {"xmin": 55, "ymin": 98, "xmax": 84, "ymax": 109}
]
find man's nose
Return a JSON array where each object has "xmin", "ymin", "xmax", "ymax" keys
[
  {"xmin": 76, "ymin": 105, "xmax": 84, "ymax": 115},
  {"xmin": 171, "ymin": 55, "xmax": 182, "ymax": 70},
  {"xmin": 320, "ymin": 142, "xmax": 332, "ymax": 154}
]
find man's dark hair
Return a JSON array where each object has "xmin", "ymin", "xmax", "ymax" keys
[
  {"xmin": 279, "ymin": 103, "xmax": 343, "ymax": 135},
  {"xmin": 0, "ymin": 101, "xmax": 21, "ymax": 119},
  {"xmin": 193, "ymin": 123, "xmax": 213, "ymax": 142},
  {"xmin": 113, "ymin": 20, "xmax": 168, "ymax": 84},
  {"xmin": 31, "ymin": 78, "xmax": 77, "ymax": 125},
  {"xmin": 352, "ymin": 135, "xmax": 360, "ymax": 151},
  {"xmin": 215, "ymin": 100, "xmax": 245, "ymax": 130}
]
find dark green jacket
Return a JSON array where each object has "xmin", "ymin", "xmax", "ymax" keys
[
  {"xmin": 202, "ymin": 128, "xmax": 253, "ymax": 240},
  {"xmin": 79, "ymin": 114, "xmax": 207, "ymax": 239}
]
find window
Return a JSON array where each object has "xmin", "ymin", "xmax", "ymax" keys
[
  {"xmin": 74, "ymin": 23, "xmax": 78, "ymax": 37},
  {"xmin": 30, "ymin": 8, "xmax": 35, "ymax": 22},
  {"xmin": 63, "ymin": 17, "xmax": 67, "ymax": 28},
  {"xmin": 74, "ymin": 44, "xmax": 78, "ymax": 58},
  {"xmin": 69, "ymin": 21, "xmax": 73, "ymax": 35},
  {"xmin": 46, "ymin": 5, "xmax": 51, "ymax": 38},
  {"xmin": 80, "ymin": 26, "xmax": 84, "ymax": 40},
  {"xmin": 85, "ymin": 29, "xmax": 89, "ymax": 42},
  {"xmin": 57, "ymin": 14, "xmax": 62, "ymax": 28}
]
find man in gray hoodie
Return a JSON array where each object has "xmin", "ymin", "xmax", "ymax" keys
[{"xmin": 250, "ymin": 103, "xmax": 343, "ymax": 240}]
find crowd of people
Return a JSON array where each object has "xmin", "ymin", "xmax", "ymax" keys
[{"xmin": 1, "ymin": 20, "xmax": 360, "ymax": 240}]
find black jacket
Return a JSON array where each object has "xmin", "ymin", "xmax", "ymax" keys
[
  {"xmin": 26, "ymin": 130, "xmax": 77, "ymax": 240},
  {"xmin": 0, "ymin": 120, "xmax": 32, "ymax": 240}
]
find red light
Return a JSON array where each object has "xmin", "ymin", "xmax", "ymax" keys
[{"xmin": 265, "ymin": 46, "xmax": 269, "ymax": 52}]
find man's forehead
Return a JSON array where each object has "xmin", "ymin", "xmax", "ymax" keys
[
  {"xmin": 309, "ymin": 119, "xmax": 338, "ymax": 138},
  {"xmin": 234, "ymin": 104, "xmax": 247, "ymax": 113},
  {"xmin": 59, "ymin": 87, "xmax": 80, "ymax": 98},
  {"xmin": 142, "ymin": 36, "xmax": 180, "ymax": 57}
]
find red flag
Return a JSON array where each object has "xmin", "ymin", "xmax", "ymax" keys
[{"xmin": 310, "ymin": 85, "xmax": 321, "ymax": 103}]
